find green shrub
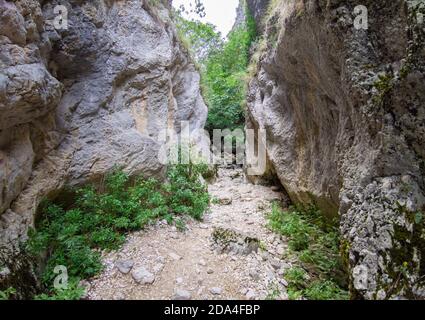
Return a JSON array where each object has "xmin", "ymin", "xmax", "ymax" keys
[
  {"xmin": 34, "ymin": 279, "xmax": 85, "ymax": 301},
  {"xmin": 268, "ymin": 203, "xmax": 349, "ymax": 300},
  {"xmin": 27, "ymin": 162, "xmax": 210, "ymax": 300},
  {"xmin": 0, "ymin": 287, "xmax": 16, "ymax": 300},
  {"xmin": 304, "ymin": 280, "xmax": 349, "ymax": 301}
]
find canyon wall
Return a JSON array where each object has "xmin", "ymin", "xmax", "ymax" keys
[
  {"xmin": 246, "ymin": 0, "xmax": 425, "ymax": 299},
  {"xmin": 0, "ymin": 0, "xmax": 207, "ymax": 278}
]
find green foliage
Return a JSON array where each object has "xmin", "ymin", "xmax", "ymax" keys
[
  {"xmin": 203, "ymin": 12, "xmax": 257, "ymax": 132},
  {"xmin": 0, "ymin": 287, "xmax": 16, "ymax": 300},
  {"xmin": 164, "ymin": 161, "xmax": 210, "ymax": 221},
  {"xmin": 174, "ymin": 3, "xmax": 257, "ymax": 133},
  {"xmin": 268, "ymin": 203, "xmax": 349, "ymax": 300},
  {"xmin": 27, "ymin": 163, "xmax": 210, "ymax": 300},
  {"xmin": 174, "ymin": 14, "xmax": 223, "ymax": 63},
  {"xmin": 304, "ymin": 280, "xmax": 349, "ymax": 301},
  {"xmin": 34, "ymin": 279, "xmax": 85, "ymax": 301}
]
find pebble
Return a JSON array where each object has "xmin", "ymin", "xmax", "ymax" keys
[
  {"xmin": 199, "ymin": 259, "xmax": 207, "ymax": 266},
  {"xmin": 131, "ymin": 267, "xmax": 155, "ymax": 285},
  {"xmin": 207, "ymin": 268, "xmax": 214, "ymax": 274},
  {"xmin": 249, "ymin": 270, "xmax": 260, "ymax": 281},
  {"xmin": 169, "ymin": 252, "xmax": 182, "ymax": 261},
  {"xmin": 210, "ymin": 287, "xmax": 223, "ymax": 295},
  {"xmin": 219, "ymin": 197, "xmax": 233, "ymax": 205},
  {"xmin": 276, "ymin": 246, "xmax": 285, "ymax": 256},
  {"xmin": 246, "ymin": 289, "xmax": 257, "ymax": 300},
  {"xmin": 279, "ymin": 278, "xmax": 288, "ymax": 287},
  {"xmin": 115, "ymin": 259, "xmax": 134, "ymax": 274},
  {"xmin": 270, "ymin": 259, "xmax": 282, "ymax": 270},
  {"xmin": 174, "ymin": 289, "xmax": 192, "ymax": 300}
]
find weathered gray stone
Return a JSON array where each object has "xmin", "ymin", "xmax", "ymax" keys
[
  {"xmin": 174, "ymin": 289, "xmax": 192, "ymax": 300},
  {"xmin": 246, "ymin": 0, "xmax": 425, "ymax": 299},
  {"xmin": 210, "ymin": 287, "xmax": 223, "ymax": 295},
  {"xmin": 131, "ymin": 266, "xmax": 155, "ymax": 285},
  {"xmin": 115, "ymin": 260, "xmax": 134, "ymax": 274},
  {"xmin": 0, "ymin": 0, "xmax": 208, "ymax": 297}
]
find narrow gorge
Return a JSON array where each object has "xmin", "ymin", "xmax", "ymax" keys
[{"xmin": 1, "ymin": 0, "xmax": 424, "ymax": 301}]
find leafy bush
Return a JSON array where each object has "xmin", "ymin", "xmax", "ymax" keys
[
  {"xmin": 268, "ymin": 203, "xmax": 349, "ymax": 300},
  {"xmin": 27, "ymin": 163, "xmax": 210, "ymax": 300},
  {"xmin": 34, "ymin": 279, "xmax": 85, "ymax": 301},
  {"xmin": 0, "ymin": 287, "xmax": 16, "ymax": 300}
]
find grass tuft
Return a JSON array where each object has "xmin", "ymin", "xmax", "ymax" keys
[{"xmin": 267, "ymin": 203, "xmax": 349, "ymax": 300}]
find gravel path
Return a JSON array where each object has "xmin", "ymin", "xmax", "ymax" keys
[{"xmin": 87, "ymin": 167, "xmax": 294, "ymax": 300}]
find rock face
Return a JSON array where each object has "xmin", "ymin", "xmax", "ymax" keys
[
  {"xmin": 245, "ymin": 0, "xmax": 270, "ymax": 32},
  {"xmin": 246, "ymin": 0, "xmax": 425, "ymax": 299},
  {"xmin": 0, "ymin": 0, "xmax": 208, "ymax": 293}
]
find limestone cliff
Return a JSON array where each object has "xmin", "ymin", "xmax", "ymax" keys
[
  {"xmin": 246, "ymin": 0, "xmax": 425, "ymax": 299},
  {"xmin": 0, "ymin": 0, "xmax": 207, "ymax": 273}
]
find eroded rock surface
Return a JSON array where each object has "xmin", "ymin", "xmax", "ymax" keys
[{"xmin": 246, "ymin": 0, "xmax": 425, "ymax": 299}]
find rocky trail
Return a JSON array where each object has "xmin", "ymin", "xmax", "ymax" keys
[{"xmin": 87, "ymin": 167, "xmax": 292, "ymax": 300}]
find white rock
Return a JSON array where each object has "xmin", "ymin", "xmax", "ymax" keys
[
  {"xmin": 210, "ymin": 287, "xmax": 223, "ymax": 295},
  {"xmin": 169, "ymin": 252, "xmax": 182, "ymax": 261},
  {"xmin": 115, "ymin": 259, "xmax": 134, "ymax": 274},
  {"xmin": 131, "ymin": 267, "xmax": 155, "ymax": 285},
  {"xmin": 219, "ymin": 197, "xmax": 233, "ymax": 205},
  {"xmin": 174, "ymin": 289, "xmax": 192, "ymax": 300},
  {"xmin": 276, "ymin": 246, "xmax": 285, "ymax": 256},
  {"xmin": 270, "ymin": 259, "xmax": 282, "ymax": 270},
  {"xmin": 246, "ymin": 289, "xmax": 257, "ymax": 300},
  {"xmin": 279, "ymin": 278, "xmax": 288, "ymax": 287}
]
